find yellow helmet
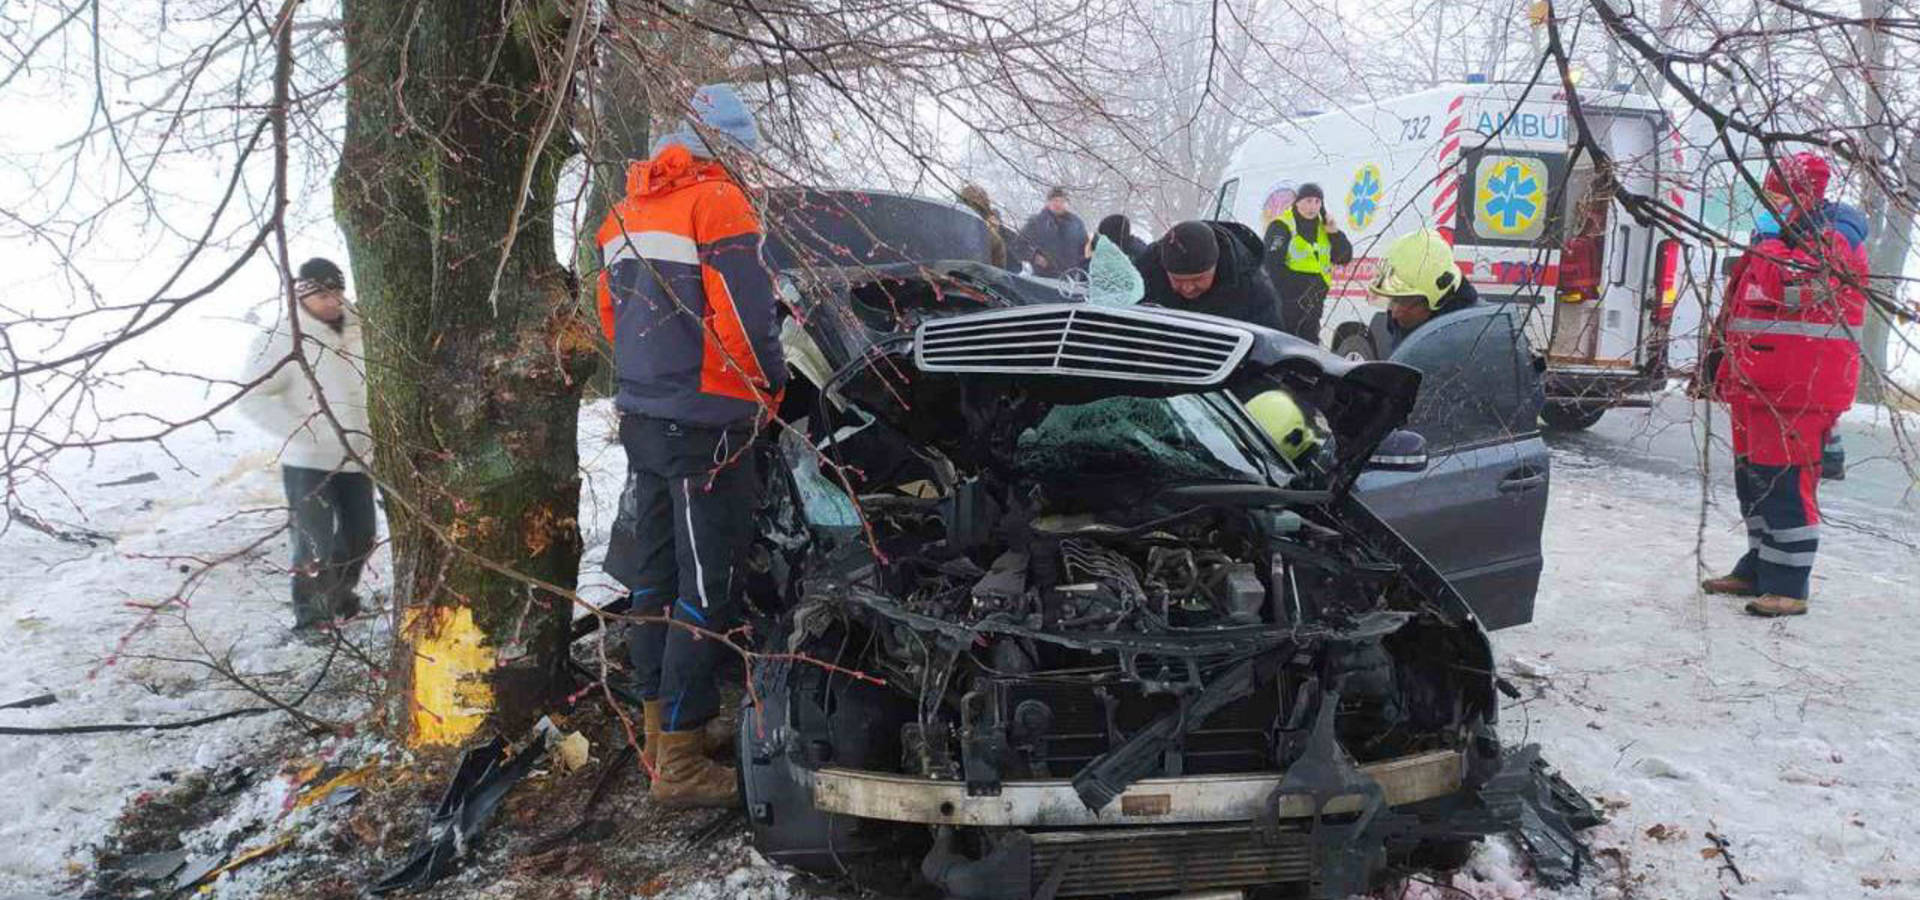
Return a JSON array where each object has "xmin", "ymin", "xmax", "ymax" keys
[
  {"xmin": 1244, "ymin": 390, "xmax": 1321, "ymax": 463},
  {"xmin": 1368, "ymin": 229, "xmax": 1462, "ymax": 309}
]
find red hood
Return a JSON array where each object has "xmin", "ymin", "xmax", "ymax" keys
[
  {"xmin": 1764, "ymin": 152, "xmax": 1831, "ymax": 207},
  {"xmin": 627, "ymin": 143, "xmax": 735, "ymax": 198}
]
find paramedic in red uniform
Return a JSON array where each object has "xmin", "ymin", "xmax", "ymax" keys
[{"xmin": 1701, "ymin": 152, "xmax": 1867, "ymax": 617}]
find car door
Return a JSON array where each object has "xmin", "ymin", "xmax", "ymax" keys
[{"xmin": 1353, "ymin": 305, "xmax": 1549, "ymax": 629}]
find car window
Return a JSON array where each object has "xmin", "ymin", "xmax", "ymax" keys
[
  {"xmin": 1390, "ymin": 307, "xmax": 1537, "ymax": 452},
  {"xmin": 1015, "ymin": 394, "xmax": 1267, "ymax": 485}
]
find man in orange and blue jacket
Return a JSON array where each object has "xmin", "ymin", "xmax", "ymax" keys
[{"xmin": 596, "ymin": 84, "xmax": 785, "ymax": 807}]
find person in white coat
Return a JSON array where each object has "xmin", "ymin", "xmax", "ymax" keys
[{"xmin": 238, "ymin": 258, "xmax": 376, "ymax": 631}]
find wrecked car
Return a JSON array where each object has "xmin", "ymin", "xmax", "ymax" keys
[{"xmin": 728, "ymin": 197, "xmax": 1593, "ymax": 899}]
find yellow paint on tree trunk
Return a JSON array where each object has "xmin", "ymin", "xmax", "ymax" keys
[{"xmin": 408, "ymin": 605, "xmax": 494, "ymax": 746}]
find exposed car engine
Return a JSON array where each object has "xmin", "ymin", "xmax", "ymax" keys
[{"xmin": 727, "ymin": 278, "xmax": 1596, "ymax": 900}]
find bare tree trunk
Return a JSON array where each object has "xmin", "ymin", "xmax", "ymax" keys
[
  {"xmin": 1857, "ymin": 0, "xmax": 1904, "ymax": 405},
  {"xmin": 336, "ymin": 0, "xmax": 596, "ymax": 745}
]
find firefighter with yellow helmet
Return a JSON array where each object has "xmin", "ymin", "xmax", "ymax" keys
[
  {"xmin": 1368, "ymin": 229, "xmax": 1481, "ymax": 351},
  {"xmin": 1243, "ymin": 388, "xmax": 1325, "ymax": 470}
]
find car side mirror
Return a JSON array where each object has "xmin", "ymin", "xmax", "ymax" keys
[{"xmin": 1368, "ymin": 429, "xmax": 1429, "ymax": 472}]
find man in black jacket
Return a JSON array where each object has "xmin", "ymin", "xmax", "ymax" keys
[
  {"xmin": 1135, "ymin": 219, "xmax": 1286, "ymax": 331},
  {"xmin": 1015, "ymin": 186, "xmax": 1089, "ymax": 279}
]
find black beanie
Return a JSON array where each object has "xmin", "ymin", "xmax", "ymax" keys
[
  {"xmin": 1097, "ymin": 214, "xmax": 1132, "ymax": 245},
  {"xmin": 1160, "ymin": 221, "xmax": 1220, "ymax": 275},
  {"xmin": 1296, "ymin": 183, "xmax": 1325, "ymax": 202},
  {"xmin": 297, "ymin": 257, "xmax": 346, "ymax": 291}
]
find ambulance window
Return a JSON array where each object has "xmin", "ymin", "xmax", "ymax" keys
[
  {"xmin": 1213, "ymin": 178, "xmax": 1240, "ymax": 220},
  {"xmin": 1393, "ymin": 308, "xmax": 1536, "ymax": 451},
  {"xmin": 1459, "ymin": 151, "xmax": 1565, "ymax": 246}
]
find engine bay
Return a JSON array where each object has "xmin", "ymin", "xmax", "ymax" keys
[{"xmin": 733, "ymin": 291, "xmax": 1596, "ymax": 899}]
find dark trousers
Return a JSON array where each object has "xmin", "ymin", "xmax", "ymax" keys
[
  {"xmin": 615, "ymin": 414, "xmax": 759, "ymax": 731},
  {"xmin": 1728, "ymin": 403, "xmax": 1834, "ymax": 600},
  {"xmin": 1277, "ymin": 280, "xmax": 1329, "ymax": 344},
  {"xmin": 283, "ymin": 466, "xmax": 377, "ymax": 625}
]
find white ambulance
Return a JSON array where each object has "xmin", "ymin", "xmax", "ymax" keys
[{"xmin": 1209, "ymin": 78, "xmax": 1696, "ymax": 430}]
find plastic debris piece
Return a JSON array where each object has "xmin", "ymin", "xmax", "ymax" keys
[
  {"xmin": 293, "ymin": 763, "xmax": 377, "ymax": 810},
  {"xmin": 554, "ymin": 731, "xmax": 591, "ymax": 774},
  {"xmin": 120, "ymin": 850, "xmax": 188, "ymax": 883},
  {"xmin": 173, "ymin": 855, "xmax": 223, "ymax": 891},
  {"xmin": 370, "ymin": 724, "xmax": 553, "ymax": 894},
  {"xmin": 179, "ymin": 837, "xmax": 292, "ymax": 890}
]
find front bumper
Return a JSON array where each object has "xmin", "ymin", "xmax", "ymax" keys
[
  {"xmin": 1543, "ymin": 369, "xmax": 1666, "ymax": 405},
  {"xmin": 809, "ymin": 749, "xmax": 1464, "ymax": 828}
]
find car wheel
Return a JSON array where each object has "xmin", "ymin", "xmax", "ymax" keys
[
  {"xmin": 1334, "ymin": 332, "xmax": 1377, "ymax": 361},
  {"xmin": 1540, "ymin": 402, "xmax": 1607, "ymax": 432}
]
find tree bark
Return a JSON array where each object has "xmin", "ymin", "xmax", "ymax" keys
[
  {"xmin": 1856, "ymin": 0, "xmax": 1904, "ymax": 405},
  {"xmin": 336, "ymin": 0, "xmax": 596, "ymax": 745}
]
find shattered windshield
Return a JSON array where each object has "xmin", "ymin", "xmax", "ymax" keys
[{"xmin": 1014, "ymin": 394, "xmax": 1268, "ymax": 484}]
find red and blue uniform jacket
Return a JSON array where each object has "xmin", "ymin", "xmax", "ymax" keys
[{"xmin": 1715, "ymin": 219, "xmax": 1867, "ymax": 414}]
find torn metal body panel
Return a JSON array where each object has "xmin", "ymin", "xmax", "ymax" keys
[{"xmin": 738, "ymin": 259, "xmax": 1593, "ymax": 898}]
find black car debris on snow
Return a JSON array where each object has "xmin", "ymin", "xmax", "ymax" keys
[{"xmin": 621, "ymin": 191, "xmax": 1595, "ymax": 899}]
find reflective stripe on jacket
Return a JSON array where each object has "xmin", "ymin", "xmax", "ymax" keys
[
  {"xmin": 595, "ymin": 143, "xmax": 785, "ymax": 426},
  {"xmin": 1714, "ymin": 230, "xmax": 1865, "ymax": 413},
  {"xmin": 1275, "ymin": 210, "xmax": 1332, "ymax": 285}
]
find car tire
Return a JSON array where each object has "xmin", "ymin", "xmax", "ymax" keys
[
  {"xmin": 1334, "ymin": 332, "xmax": 1377, "ymax": 361},
  {"xmin": 1540, "ymin": 402, "xmax": 1607, "ymax": 432}
]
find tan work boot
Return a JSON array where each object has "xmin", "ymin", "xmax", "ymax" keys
[
  {"xmin": 1701, "ymin": 574, "xmax": 1759, "ymax": 596},
  {"xmin": 650, "ymin": 729, "xmax": 740, "ymax": 808},
  {"xmin": 1745, "ymin": 595, "xmax": 1809, "ymax": 617},
  {"xmin": 641, "ymin": 700, "xmax": 732, "ymax": 771}
]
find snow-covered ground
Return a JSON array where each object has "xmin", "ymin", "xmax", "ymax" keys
[
  {"xmin": 2, "ymin": 392, "xmax": 1916, "ymax": 898},
  {"xmin": 0, "ymin": 389, "xmax": 630, "ymax": 895},
  {"xmin": 1495, "ymin": 445, "xmax": 1920, "ymax": 899}
]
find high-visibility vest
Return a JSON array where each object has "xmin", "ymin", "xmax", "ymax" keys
[{"xmin": 1276, "ymin": 210, "xmax": 1332, "ymax": 286}]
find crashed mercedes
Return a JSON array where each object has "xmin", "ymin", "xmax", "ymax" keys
[{"xmin": 719, "ymin": 249, "xmax": 1597, "ymax": 899}]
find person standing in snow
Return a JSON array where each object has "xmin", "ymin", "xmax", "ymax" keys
[
  {"xmin": 238, "ymin": 258, "xmax": 376, "ymax": 634},
  {"xmin": 593, "ymin": 84, "xmax": 785, "ymax": 808},
  {"xmin": 1263, "ymin": 183, "xmax": 1353, "ymax": 345},
  {"xmin": 1015, "ymin": 186, "xmax": 1089, "ymax": 279},
  {"xmin": 1700, "ymin": 152, "xmax": 1868, "ymax": 618},
  {"xmin": 1134, "ymin": 219, "xmax": 1287, "ymax": 331}
]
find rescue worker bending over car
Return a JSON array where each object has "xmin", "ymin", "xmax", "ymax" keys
[
  {"xmin": 595, "ymin": 84, "xmax": 785, "ymax": 807},
  {"xmin": 1135, "ymin": 219, "xmax": 1287, "ymax": 331},
  {"xmin": 1701, "ymin": 152, "xmax": 1866, "ymax": 618}
]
